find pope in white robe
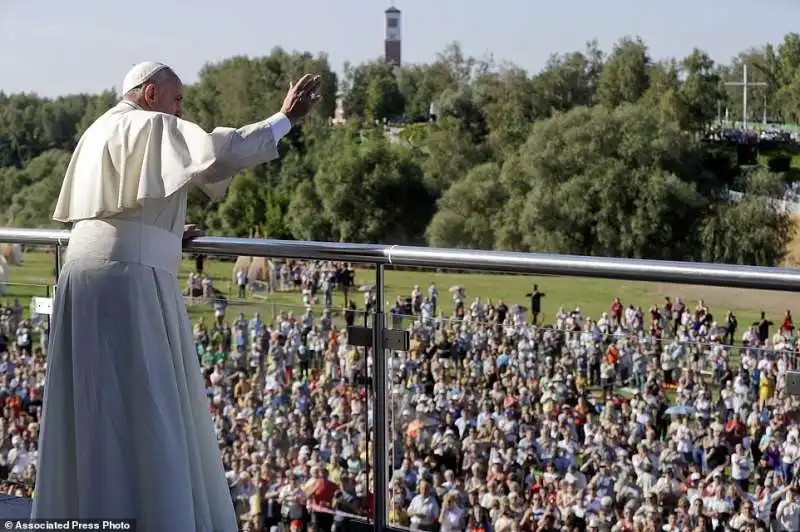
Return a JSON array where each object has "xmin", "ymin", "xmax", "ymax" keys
[{"xmin": 32, "ymin": 62, "xmax": 320, "ymax": 531}]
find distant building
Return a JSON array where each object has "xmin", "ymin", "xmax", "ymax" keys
[
  {"xmin": 385, "ymin": 6, "xmax": 401, "ymax": 68},
  {"xmin": 333, "ymin": 97, "xmax": 346, "ymax": 124}
]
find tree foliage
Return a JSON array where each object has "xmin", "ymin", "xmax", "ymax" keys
[{"xmin": 1, "ymin": 38, "xmax": 799, "ymax": 265}]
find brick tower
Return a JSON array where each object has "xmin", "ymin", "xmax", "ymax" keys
[{"xmin": 384, "ymin": 6, "xmax": 401, "ymax": 68}]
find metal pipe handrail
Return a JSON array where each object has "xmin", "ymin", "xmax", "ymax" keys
[{"xmin": 2, "ymin": 227, "xmax": 800, "ymax": 291}]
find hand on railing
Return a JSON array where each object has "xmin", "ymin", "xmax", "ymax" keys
[{"xmin": 182, "ymin": 224, "xmax": 203, "ymax": 242}]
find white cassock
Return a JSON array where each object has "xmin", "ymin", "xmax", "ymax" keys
[{"xmin": 32, "ymin": 99, "xmax": 291, "ymax": 531}]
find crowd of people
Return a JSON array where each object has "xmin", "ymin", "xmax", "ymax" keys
[
  {"xmin": 1, "ymin": 260, "xmax": 800, "ymax": 531},
  {"xmin": 0, "ymin": 298, "xmax": 45, "ymax": 500}
]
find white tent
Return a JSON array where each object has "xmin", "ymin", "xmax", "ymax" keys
[{"xmin": 247, "ymin": 257, "xmax": 270, "ymax": 282}]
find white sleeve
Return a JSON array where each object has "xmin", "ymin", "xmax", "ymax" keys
[
  {"xmin": 53, "ymin": 108, "xmax": 293, "ymax": 222},
  {"xmin": 193, "ymin": 112, "xmax": 292, "ymax": 199}
]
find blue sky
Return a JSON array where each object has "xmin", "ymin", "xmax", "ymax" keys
[{"xmin": 1, "ymin": 0, "xmax": 799, "ymax": 97}]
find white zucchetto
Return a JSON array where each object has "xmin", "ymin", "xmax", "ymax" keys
[{"xmin": 121, "ymin": 61, "xmax": 170, "ymax": 95}]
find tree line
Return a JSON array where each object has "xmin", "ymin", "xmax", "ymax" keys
[{"xmin": 1, "ymin": 36, "xmax": 799, "ymax": 265}]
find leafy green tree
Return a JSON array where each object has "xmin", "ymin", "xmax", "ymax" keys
[
  {"xmin": 472, "ymin": 68, "xmax": 535, "ymax": 158},
  {"xmin": 495, "ymin": 104, "xmax": 710, "ymax": 258},
  {"xmin": 183, "ymin": 50, "xmax": 337, "ymax": 130},
  {"xmin": 286, "ymin": 181, "xmax": 333, "ymax": 241},
  {"xmin": 596, "ymin": 37, "xmax": 651, "ymax": 108},
  {"xmin": 699, "ymin": 169, "xmax": 794, "ymax": 265},
  {"xmin": 421, "ymin": 116, "xmax": 487, "ymax": 191},
  {"xmin": 365, "ymin": 73, "xmax": 405, "ymax": 123},
  {"xmin": 206, "ymin": 168, "xmax": 292, "ymax": 239},
  {"xmin": 4, "ymin": 150, "xmax": 72, "ymax": 227},
  {"xmin": 426, "ymin": 162, "xmax": 505, "ymax": 248},
  {"xmin": 677, "ymin": 50, "xmax": 725, "ymax": 131},
  {"xmin": 341, "ymin": 61, "xmax": 403, "ymax": 121},
  {"xmin": 529, "ymin": 42, "xmax": 604, "ymax": 116},
  {"xmin": 309, "ymin": 132, "xmax": 435, "ymax": 243}
]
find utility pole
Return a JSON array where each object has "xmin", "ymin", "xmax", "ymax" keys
[{"xmin": 725, "ymin": 64, "xmax": 767, "ymax": 131}]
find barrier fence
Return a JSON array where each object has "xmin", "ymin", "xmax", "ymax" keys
[{"xmin": 2, "ymin": 227, "xmax": 800, "ymax": 532}]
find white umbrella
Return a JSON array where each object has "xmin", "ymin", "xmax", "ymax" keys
[{"xmin": 665, "ymin": 405, "xmax": 696, "ymax": 416}]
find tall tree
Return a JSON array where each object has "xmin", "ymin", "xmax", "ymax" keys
[
  {"xmin": 341, "ymin": 61, "xmax": 404, "ymax": 121},
  {"xmin": 426, "ymin": 162, "xmax": 505, "ymax": 249},
  {"xmin": 308, "ymin": 132, "xmax": 435, "ymax": 244},
  {"xmin": 596, "ymin": 36, "xmax": 651, "ymax": 108},
  {"xmin": 678, "ymin": 50, "xmax": 725, "ymax": 131}
]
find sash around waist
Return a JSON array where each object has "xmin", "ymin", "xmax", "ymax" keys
[{"xmin": 66, "ymin": 219, "xmax": 182, "ymax": 275}]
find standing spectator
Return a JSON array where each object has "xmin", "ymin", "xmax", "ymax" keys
[
  {"xmin": 610, "ymin": 297, "xmax": 623, "ymax": 328},
  {"xmin": 15, "ymin": 322, "xmax": 31, "ymax": 357},
  {"xmin": 305, "ymin": 467, "xmax": 337, "ymax": 531},
  {"xmin": 724, "ymin": 310, "xmax": 738, "ymax": 345},
  {"xmin": 526, "ymin": 285, "xmax": 545, "ymax": 326},
  {"xmin": 781, "ymin": 310, "xmax": 794, "ymax": 333},
  {"xmin": 214, "ymin": 296, "xmax": 227, "ymax": 327},
  {"xmin": 322, "ymin": 275, "xmax": 333, "ymax": 309},
  {"xmin": 776, "ymin": 487, "xmax": 800, "ymax": 531},
  {"xmin": 730, "ymin": 443, "xmax": 753, "ymax": 492},
  {"xmin": 236, "ymin": 269, "xmax": 248, "ymax": 299},
  {"xmin": 407, "ymin": 480, "xmax": 439, "ymax": 531},
  {"xmin": 428, "ymin": 283, "xmax": 438, "ymax": 316},
  {"xmin": 754, "ymin": 311, "xmax": 773, "ymax": 343},
  {"xmin": 438, "ymin": 491, "xmax": 465, "ymax": 532}
]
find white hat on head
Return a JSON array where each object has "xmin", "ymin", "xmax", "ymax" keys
[{"xmin": 121, "ymin": 61, "xmax": 170, "ymax": 94}]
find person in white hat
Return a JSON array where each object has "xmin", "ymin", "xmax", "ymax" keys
[{"xmin": 32, "ymin": 62, "xmax": 321, "ymax": 530}]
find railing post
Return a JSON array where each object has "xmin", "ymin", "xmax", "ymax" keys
[
  {"xmin": 53, "ymin": 244, "xmax": 62, "ymax": 284},
  {"xmin": 372, "ymin": 264, "xmax": 388, "ymax": 532}
]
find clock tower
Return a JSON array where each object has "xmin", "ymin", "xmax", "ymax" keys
[{"xmin": 384, "ymin": 5, "xmax": 401, "ymax": 68}]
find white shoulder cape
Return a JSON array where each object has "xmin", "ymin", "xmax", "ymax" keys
[{"xmin": 53, "ymin": 101, "xmax": 283, "ymax": 223}]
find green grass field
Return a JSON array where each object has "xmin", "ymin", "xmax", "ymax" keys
[{"xmin": 2, "ymin": 250, "xmax": 792, "ymax": 332}]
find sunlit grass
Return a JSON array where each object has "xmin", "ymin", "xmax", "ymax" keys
[{"xmin": 2, "ymin": 250, "xmax": 780, "ymax": 332}]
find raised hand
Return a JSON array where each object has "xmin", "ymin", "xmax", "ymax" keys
[{"xmin": 281, "ymin": 74, "xmax": 323, "ymax": 124}]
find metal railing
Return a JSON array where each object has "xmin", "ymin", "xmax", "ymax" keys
[{"xmin": 3, "ymin": 226, "xmax": 800, "ymax": 532}]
